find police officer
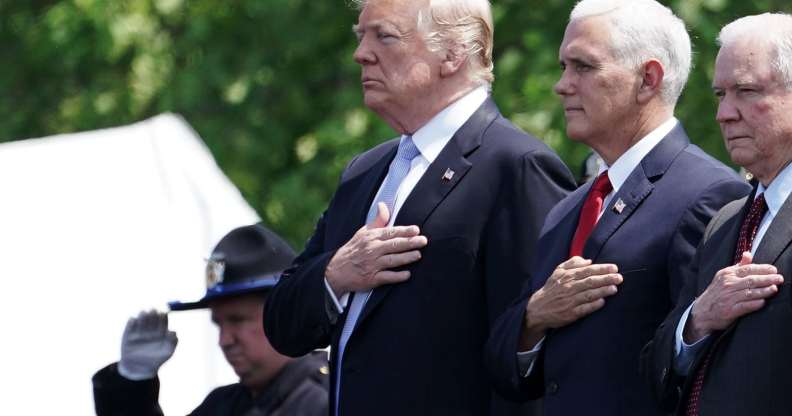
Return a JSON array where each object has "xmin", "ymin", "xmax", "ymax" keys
[{"xmin": 93, "ymin": 224, "xmax": 329, "ymax": 415}]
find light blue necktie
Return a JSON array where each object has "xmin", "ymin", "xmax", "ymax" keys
[{"xmin": 334, "ymin": 135, "xmax": 420, "ymax": 414}]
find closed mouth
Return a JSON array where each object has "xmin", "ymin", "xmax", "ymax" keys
[{"xmin": 727, "ymin": 135, "xmax": 751, "ymax": 141}]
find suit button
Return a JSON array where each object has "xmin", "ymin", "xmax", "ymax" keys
[{"xmin": 547, "ymin": 381, "xmax": 559, "ymax": 395}]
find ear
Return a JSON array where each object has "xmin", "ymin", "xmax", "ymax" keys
[
  {"xmin": 636, "ymin": 59, "xmax": 665, "ymax": 104},
  {"xmin": 440, "ymin": 47, "xmax": 466, "ymax": 78}
]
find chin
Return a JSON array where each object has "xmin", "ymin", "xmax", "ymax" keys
[
  {"xmin": 565, "ymin": 127, "xmax": 588, "ymax": 143},
  {"xmin": 727, "ymin": 150, "xmax": 754, "ymax": 168},
  {"xmin": 363, "ymin": 90, "xmax": 386, "ymax": 108}
]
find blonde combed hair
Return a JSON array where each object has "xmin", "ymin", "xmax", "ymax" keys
[{"xmin": 351, "ymin": 0, "xmax": 495, "ymax": 87}]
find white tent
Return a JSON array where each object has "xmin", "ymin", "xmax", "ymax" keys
[{"xmin": 0, "ymin": 114, "xmax": 261, "ymax": 414}]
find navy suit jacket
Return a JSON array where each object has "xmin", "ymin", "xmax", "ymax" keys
[
  {"xmin": 642, "ymin": 188, "xmax": 792, "ymax": 415},
  {"xmin": 264, "ymin": 99, "xmax": 576, "ymax": 415},
  {"xmin": 485, "ymin": 125, "xmax": 750, "ymax": 416}
]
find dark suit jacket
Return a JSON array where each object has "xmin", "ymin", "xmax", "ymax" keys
[
  {"xmin": 642, "ymin": 187, "xmax": 792, "ymax": 415},
  {"xmin": 263, "ymin": 98, "xmax": 577, "ymax": 415},
  {"xmin": 485, "ymin": 125, "xmax": 751, "ymax": 416}
]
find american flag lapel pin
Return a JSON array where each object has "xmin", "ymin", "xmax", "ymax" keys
[
  {"xmin": 442, "ymin": 168, "xmax": 455, "ymax": 182},
  {"xmin": 613, "ymin": 198, "xmax": 626, "ymax": 214}
]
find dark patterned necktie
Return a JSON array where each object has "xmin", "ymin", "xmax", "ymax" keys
[
  {"xmin": 569, "ymin": 171, "xmax": 612, "ymax": 257},
  {"xmin": 685, "ymin": 193, "xmax": 768, "ymax": 416}
]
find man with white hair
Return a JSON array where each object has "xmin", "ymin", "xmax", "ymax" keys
[
  {"xmin": 485, "ymin": 1, "xmax": 749, "ymax": 415},
  {"xmin": 263, "ymin": 0, "xmax": 576, "ymax": 415},
  {"xmin": 643, "ymin": 13, "xmax": 792, "ymax": 416}
]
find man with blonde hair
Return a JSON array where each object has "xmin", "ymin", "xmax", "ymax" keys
[
  {"xmin": 644, "ymin": 12, "xmax": 792, "ymax": 416},
  {"xmin": 264, "ymin": 0, "xmax": 576, "ymax": 415},
  {"xmin": 486, "ymin": 0, "xmax": 749, "ymax": 415}
]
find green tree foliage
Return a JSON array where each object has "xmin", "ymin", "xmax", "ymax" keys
[{"xmin": 1, "ymin": 0, "xmax": 790, "ymax": 247}]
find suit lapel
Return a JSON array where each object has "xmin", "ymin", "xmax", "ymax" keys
[
  {"xmin": 754, "ymin": 191, "xmax": 792, "ymax": 265},
  {"xmin": 528, "ymin": 187, "xmax": 590, "ymax": 292},
  {"xmin": 698, "ymin": 197, "xmax": 750, "ymax": 289},
  {"xmin": 583, "ymin": 125, "xmax": 689, "ymax": 260},
  {"xmin": 693, "ymin": 190, "xmax": 777, "ymax": 375},
  {"xmin": 584, "ymin": 169, "xmax": 653, "ymax": 260},
  {"xmin": 356, "ymin": 98, "xmax": 496, "ymax": 325},
  {"xmin": 555, "ymin": 182, "xmax": 593, "ymax": 251},
  {"xmin": 679, "ymin": 196, "xmax": 749, "ymax": 397},
  {"xmin": 350, "ymin": 145, "xmax": 398, "ymax": 231}
]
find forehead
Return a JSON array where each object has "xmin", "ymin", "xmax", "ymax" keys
[
  {"xmin": 357, "ymin": 0, "xmax": 426, "ymax": 28},
  {"xmin": 714, "ymin": 40, "xmax": 777, "ymax": 86},
  {"xmin": 209, "ymin": 295, "xmax": 263, "ymax": 319},
  {"xmin": 559, "ymin": 16, "xmax": 615, "ymax": 61}
]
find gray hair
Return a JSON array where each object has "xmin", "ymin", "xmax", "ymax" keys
[
  {"xmin": 718, "ymin": 13, "xmax": 792, "ymax": 89},
  {"xmin": 570, "ymin": 0, "xmax": 692, "ymax": 105},
  {"xmin": 352, "ymin": 0, "xmax": 494, "ymax": 87}
]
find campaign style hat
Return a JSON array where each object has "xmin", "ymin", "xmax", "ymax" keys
[{"xmin": 168, "ymin": 223, "xmax": 296, "ymax": 311}]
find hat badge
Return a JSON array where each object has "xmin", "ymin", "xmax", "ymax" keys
[{"xmin": 206, "ymin": 256, "xmax": 226, "ymax": 289}]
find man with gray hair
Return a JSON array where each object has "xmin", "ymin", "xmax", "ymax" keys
[
  {"xmin": 264, "ymin": 0, "xmax": 576, "ymax": 415},
  {"xmin": 643, "ymin": 12, "xmax": 792, "ymax": 416},
  {"xmin": 485, "ymin": 1, "xmax": 749, "ymax": 415}
]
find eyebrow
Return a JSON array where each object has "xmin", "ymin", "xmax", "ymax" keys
[
  {"xmin": 351, "ymin": 20, "xmax": 399, "ymax": 35},
  {"xmin": 560, "ymin": 56, "xmax": 599, "ymax": 68},
  {"xmin": 712, "ymin": 81, "xmax": 760, "ymax": 90}
]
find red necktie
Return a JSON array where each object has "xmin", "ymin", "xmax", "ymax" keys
[
  {"xmin": 569, "ymin": 171, "xmax": 612, "ymax": 257},
  {"xmin": 685, "ymin": 193, "xmax": 768, "ymax": 416}
]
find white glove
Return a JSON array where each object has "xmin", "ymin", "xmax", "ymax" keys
[{"xmin": 117, "ymin": 310, "xmax": 178, "ymax": 381}]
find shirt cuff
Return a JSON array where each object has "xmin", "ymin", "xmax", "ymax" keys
[
  {"xmin": 674, "ymin": 302, "xmax": 710, "ymax": 376},
  {"xmin": 324, "ymin": 277, "xmax": 348, "ymax": 314},
  {"xmin": 516, "ymin": 337, "xmax": 545, "ymax": 377}
]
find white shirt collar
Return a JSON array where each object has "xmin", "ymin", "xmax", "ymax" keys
[
  {"xmin": 601, "ymin": 117, "xmax": 678, "ymax": 194},
  {"xmin": 756, "ymin": 161, "xmax": 792, "ymax": 217},
  {"xmin": 406, "ymin": 86, "xmax": 489, "ymax": 164}
]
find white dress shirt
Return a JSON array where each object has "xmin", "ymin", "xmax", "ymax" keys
[
  {"xmin": 323, "ymin": 85, "xmax": 489, "ymax": 313},
  {"xmin": 673, "ymin": 160, "xmax": 792, "ymax": 375},
  {"xmin": 518, "ymin": 117, "xmax": 679, "ymax": 376}
]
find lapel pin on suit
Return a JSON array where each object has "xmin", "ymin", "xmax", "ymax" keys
[
  {"xmin": 613, "ymin": 198, "xmax": 626, "ymax": 214},
  {"xmin": 442, "ymin": 168, "xmax": 455, "ymax": 182}
]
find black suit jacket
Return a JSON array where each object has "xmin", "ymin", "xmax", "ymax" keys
[
  {"xmin": 486, "ymin": 125, "xmax": 751, "ymax": 416},
  {"xmin": 263, "ymin": 98, "xmax": 576, "ymax": 415},
  {"xmin": 643, "ymin": 187, "xmax": 792, "ymax": 415}
]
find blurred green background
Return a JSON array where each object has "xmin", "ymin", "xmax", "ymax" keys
[{"xmin": 2, "ymin": 0, "xmax": 790, "ymax": 248}]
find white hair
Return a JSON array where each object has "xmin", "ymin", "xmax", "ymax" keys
[
  {"xmin": 570, "ymin": 0, "xmax": 692, "ymax": 105},
  {"xmin": 351, "ymin": 0, "xmax": 494, "ymax": 87},
  {"xmin": 718, "ymin": 13, "xmax": 792, "ymax": 89}
]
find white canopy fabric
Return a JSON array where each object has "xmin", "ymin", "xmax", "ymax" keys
[{"xmin": 0, "ymin": 114, "xmax": 261, "ymax": 414}]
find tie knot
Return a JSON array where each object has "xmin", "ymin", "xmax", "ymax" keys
[
  {"xmin": 396, "ymin": 136, "xmax": 420, "ymax": 162},
  {"xmin": 750, "ymin": 192, "xmax": 768, "ymax": 217},
  {"xmin": 591, "ymin": 170, "xmax": 613, "ymax": 195}
]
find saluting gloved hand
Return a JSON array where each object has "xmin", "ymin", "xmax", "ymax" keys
[{"xmin": 117, "ymin": 310, "xmax": 178, "ymax": 381}]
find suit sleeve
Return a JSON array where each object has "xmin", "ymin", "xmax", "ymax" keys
[
  {"xmin": 664, "ymin": 178, "xmax": 751, "ymax": 300},
  {"xmin": 92, "ymin": 363, "xmax": 164, "ymax": 416},
  {"xmin": 483, "ymin": 148, "xmax": 576, "ymax": 401},
  {"xmin": 640, "ymin": 178, "xmax": 750, "ymax": 411},
  {"xmin": 264, "ymin": 208, "xmax": 338, "ymax": 357},
  {"xmin": 263, "ymin": 156, "xmax": 363, "ymax": 357}
]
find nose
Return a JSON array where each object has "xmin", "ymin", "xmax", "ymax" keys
[
  {"xmin": 716, "ymin": 94, "xmax": 740, "ymax": 124},
  {"xmin": 353, "ymin": 35, "xmax": 376, "ymax": 66},
  {"xmin": 554, "ymin": 68, "xmax": 573, "ymax": 96},
  {"xmin": 218, "ymin": 325, "xmax": 234, "ymax": 349}
]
